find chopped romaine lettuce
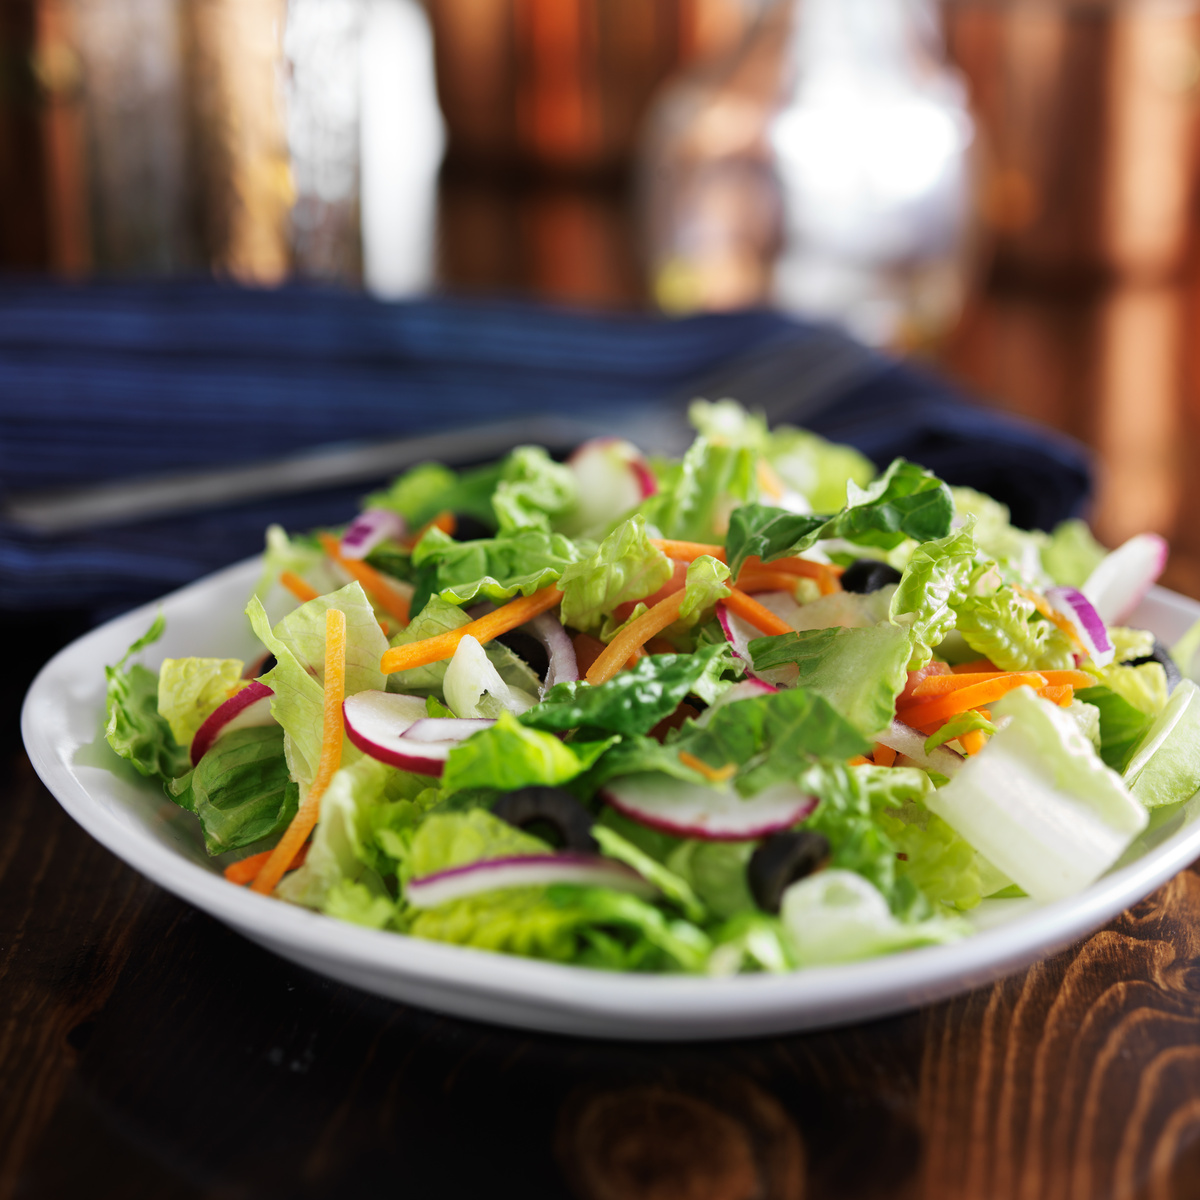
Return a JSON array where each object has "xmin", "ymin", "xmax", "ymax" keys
[
  {"xmin": 1123, "ymin": 680, "xmax": 1200, "ymax": 808},
  {"xmin": 157, "ymin": 656, "xmax": 245, "ymax": 748}
]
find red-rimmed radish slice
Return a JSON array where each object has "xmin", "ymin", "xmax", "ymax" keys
[
  {"xmin": 405, "ymin": 852, "xmax": 656, "ymax": 908},
  {"xmin": 1046, "ymin": 586, "xmax": 1114, "ymax": 667},
  {"xmin": 190, "ymin": 680, "xmax": 276, "ymax": 765},
  {"xmin": 716, "ymin": 602, "xmax": 797, "ymax": 687},
  {"xmin": 1081, "ymin": 532, "xmax": 1168, "ymax": 624},
  {"xmin": 601, "ymin": 774, "xmax": 817, "ymax": 841},
  {"xmin": 339, "ymin": 508, "xmax": 406, "ymax": 560},
  {"xmin": 565, "ymin": 438, "xmax": 657, "ymax": 534},
  {"xmin": 874, "ymin": 720, "xmax": 964, "ymax": 777},
  {"xmin": 343, "ymin": 691, "xmax": 492, "ymax": 775}
]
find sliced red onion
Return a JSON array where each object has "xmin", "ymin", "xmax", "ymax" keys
[
  {"xmin": 1047, "ymin": 586, "xmax": 1114, "ymax": 667},
  {"xmin": 716, "ymin": 602, "xmax": 797, "ymax": 688},
  {"xmin": 601, "ymin": 775, "xmax": 818, "ymax": 841},
  {"xmin": 339, "ymin": 508, "xmax": 407, "ymax": 560},
  {"xmin": 523, "ymin": 611, "xmax": 579, "ymax": 693},
  {"xmin": 874, "ymin": 720, "xmax": 964, "ymax": 777},
  {"xmin": 191, "ymin": 680, "xmax": 276, "ymax": 765},
  {"xmin": 405, "ymin": 852, "xmax": 656, "ymax": 908},
  {"xmin": 1081, "ymin": 532, "xmax": 1168, "ymax": 624}
]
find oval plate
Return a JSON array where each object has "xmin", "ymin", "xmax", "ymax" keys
[{"xmin": 21, "ymin": 558, "xmax": 1200, "ymax": 1040}]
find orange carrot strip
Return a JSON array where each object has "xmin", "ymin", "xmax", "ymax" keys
[
  {"xmin": 650, "ymin": 539, "xmax": 727, "ymax": 563},
  {"xmin": 280, "ymin": 571, "xmax": 319, "ymax": 603},
  {"xmin": 723, "ymin": 588, "xmax": 793, "ymax": 637},
  {"xmin": 224, "ymin": 842, "xmax": 309, "ymax": 886},
  {"xmin": 381, "ymin": 584, "xmax": 564, "ymax": 674},
  {"xmin": 678, "ymin": 751, "xmax": 737, "ymax": 784},
  {"xmin": 952, "ymin": 658, "xmax": 997, "ymax": 674},
  {"xmin": 405, "ymin": 510, "xmax": 457, "ymax": 548},
  {"xmin": 612, "ymin": 560, "xmax": 689, "ymax": 624},
  {"xmin": 873, "ymin": 742, "xmax": 898, "ymax": 767},
  {"xmin": 847, "ymin": 755, "xmax": 872, "ymax": 766},
  {"xmin": 587, "ymin": 591, "xmax": 688, "ymax": 685},
  {"xmin": 959, "ymin": 729, "xmax": 987, "ymax": 756},
  {"xmin": 252, "ymin": 609, "xmax": 347, "ymax": 896},
  {"xmin": 734, "ymin": 570, "xmax": 806, "ymax": 596},
  {"xmin": 912, "ymin": 669, "xmax": 1093, "ymax": 698},
  {"xmin": 319, "ymin": 532, "xmax": 412, "ymax": 626},
  {"xmin": 897, "ymin": 673, "xmax": 1048, "ymax": 729},
  {"xmin": 1038, "ymin": 684, "xmax": 1074, "ymax": 707}
]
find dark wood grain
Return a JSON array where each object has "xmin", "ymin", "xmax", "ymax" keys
[{"xmin": 6, "ymin": 625, "xmax": 1200, "ymax": 1200}]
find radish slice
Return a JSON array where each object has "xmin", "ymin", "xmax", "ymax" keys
[
  {"xmin": 1081, "ymin": 532, "xmax": 1168, "ymax": 624},
  {"xmin": 1046, "ymin": 586, "xmax": 1114, "ymax": 667},
  {"xmin": 752, "ymin": 590, "xmax": 805, "ymax": 628},
  {"xmin": 190, "ymin": 680, "xmax": 276, "ymax": 765},
  {"xmin": 339, "ymin": 508, "xmax": 406, "ymax": 560},
  {"xmin": 874, "ymin": 720, "xmax": 964, "ymax": 777},
  {"xmin": 405, "ymin": 852, "xmax": 656, "ymax": 908},
  {"xmin": 564, "ymin": 438, "xmax": 657, "ymax": 535},
  {"xmin": 601, "ymin": 774, "xmax": 818, "ymax": 841},
  {"xmin": 401, "ymin": 717, "xmax": 496, "ymax": 742},
  {"xmin": 523, "ymin": 611, "xmax": 579, "ymax": 693},
  {"xmin": 716, "ymin": 602, "xmax": 797, "ymax": 687},
  {"xmin": 343, "ymin": 691, "xmax": 491, "ymax": 775}
]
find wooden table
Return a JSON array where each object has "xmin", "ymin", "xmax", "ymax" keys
[{"xmin": 3, "ymin": 608, "xmax": 1200, "ymax": 1200}]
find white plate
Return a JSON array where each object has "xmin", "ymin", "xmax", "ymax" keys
[{"xmin": 21, "ymin": 558, "xmax": 1200, "ymax": 1041}]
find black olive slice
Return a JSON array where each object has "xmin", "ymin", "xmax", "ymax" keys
[
  {"xmin": 747, "ymin": 831, "xmax": 832, "ymax": 914},
  {"xmin": 492, "ymin": 787, "xmax": 598, "ymax": 853},
  {"xmin": 495, "ymin": 629, "xmax": 550, "ymax": 680},
  {"xmin": 840, "ymin": 559, "xmax": 903, "ymax": 594},
  {"xmin": 1126, "ymin": 636, "xmax": 1182, "ymax": 693},
  {"xmin": 453, "ymin": 514, "xmax": 493, "ymax": 542}
]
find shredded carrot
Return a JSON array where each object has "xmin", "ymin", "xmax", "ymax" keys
[
  {"xmin": 224, "ymin": 842, "xmax": 309, "ymax": 885},
  {"xmin": 626, "ymin": 646, "xmax": 646, "ymax": 669},
  {"xmin": 572, "ymin": 632, "xmax": 606, "ymax": 676},
  {"xmin": 319, "ymin": 533, "xmax": 412, "ymax": 626},
  {"xmin": 911, "ymin": 668, "xmax": 1094, "ymax": 699},
  {"xmin": 952, "ymin": 658, "xmax": 997, "ymax": 674},
  {"xmin": 723, "ymin": 588, "xmax": 793, "ymax": 637},
  {"xmin": 873, "ymin": 742, "xmax": 898, "ymax": 767},
  {"xmin": 959, "ymin": 729, "xmax": 987, "ymax": 755},
  {"xmin": 650, "ymin": 539, "xmax": 727, "ymax": 563},
  {"xmin": 897, "ymin": 672, "xmax": 1048, "ymax": 729},
  {"xmin": 734, "ymin": 569, "xmax": 806, "ymax": 596},
  {"xmin": 405, "ymin": 510, "xmax": 457, "ymax": 548},
  {"xmin": 252, "ymin": 608, "xmax": 347, "ymax": 896},
  {"xmin": 1038, "ymin": 684, "xmax": 1074, "ymax": 707},
  {"xmin": 280, "ymin": 571, "xmax": 319, "ymax": 603},
  {"xmin": 742, "ymin": 555, "xmax": 843, "ymax": 595},
  {"xmin": 611, "ymin": 560, "xmax": 689, "ymax": 624},
  {"xmin": 898, "ymin": 662, "xmax": 953, "ymax": 704},
  {"xmin": 678, "ymin": 750, "xmax": 737, "ymax": 784},
  {"xmin": 587, "ymin": 591, "xmax": 687, "ymax": 685},
  {"xmin": 381, "ymin": 584, "xmax": 563, "ymax": 674},
  {"xmin": 847, "ymin": 755, "xmax": 872, "ymax": 766}
]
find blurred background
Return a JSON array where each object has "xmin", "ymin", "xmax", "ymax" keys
[{"xmin": 2, "ymin": 0, "xmax": 1199, "ymax": 595}]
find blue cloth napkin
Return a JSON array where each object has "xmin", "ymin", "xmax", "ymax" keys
[{"xmin": 0, "ymin": 279, "xmax": 1090, "ymax": 616}]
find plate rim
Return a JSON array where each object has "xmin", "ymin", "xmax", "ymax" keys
[{"xmin": 21, "ymin": 558, "xmax": 1200, "ymax": 1038}]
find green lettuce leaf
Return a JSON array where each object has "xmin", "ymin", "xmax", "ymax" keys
[
  {"xmin": 677, "ymin": 555, "xmax": 732, "ymax": 628},
  {"xmin": 1090, "ymin": 661, "xmax": 1169, "ymax": 718},
  {"xmin": 492, "ymin": 446, "xmax": 578, "ymax": 534},
  {"xmin": 924, "ymin": 710, "xmax": 997, "ymax": 753},
  {"xmin": 665, "ymin": 840, "xmax": 756, "ymax": 920},
  {"xmin": 156, "ymin": 657, "xmax": 245, "ymax": 748},
  {"xmin": 440, "ymin": 711, "xmax": 614, "ymax": 795},
  {"xmin": 707, "ymin": 911, "xmax": 794, "ymax": 975},
  {"xmin": 643, "ymin": 436, "xmax": 758, "ymax": 544},
  {"xmin": 558, "ymin": 515, "xmax": 672, "ymax": 632},
  {"xmin": 1111, "ymin": 627, "xmax": 1156, "ymax": 664},
  {"xmin": 412, "ymin": 526, "xmax": 582, "ymax": 605},
  {"xmin": 406, "ymin": 808, "xmax": 551, "ymax": 879},
  {"xmin": 1075, "ymin": 686, "xmax": 1154, "ymax": 772},
  {"xmin": 246, "ymin": 582, "xmax": 387, "ymax": 784},
  {"xmin": 748, "ymin": 623, "xmax": 912, "ymax": 737},
  {"xmin": 168, "ymin": 726, "xmax": 297, "ymax": 855},
  {"xmin": 521, "ymin": 643, "xmax": 737, "ymax": 737},
  {"xmin": 950, "ymin": 488, "xmax": 1046, "ymax": 585},
  {"xmin": 890, "ymin": 524, "xmax": 979, "ymax": 669},
  {"xmin": 876, "ymin": 803, "xmax": 983, "ymax": 911},
  {"xmin": 1123, "ymin": 680, "xmax": 1200, "ymax": 809},
  {"xmin": 592, "ymin": 825, "xmax": 705, "ymax": 923},
  {"xmin": 104, "ymin": 614, "xmax": 190, "ymax": 782},
  {"xmin": 1173, "ymin": 618, "xmax": 1200, "ymax": 682},
  {"xmin": 364, "ymin": 460, "xmax": 503, "ymax": 529},
  {"xmin": 725, "ymin": 458, "xmax": 954, "ymax": 576},
  {"xmin": 953, "ymin": 587, "xmax": 1075, "ymax": 672},
  {"xmin": 767, "ymin": 429, "xmax": 875, "ymax": 513},
  {"xmin": 252, "ymin": 524, "xmax": 344, "ymax": 602}
]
